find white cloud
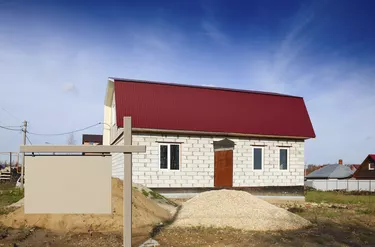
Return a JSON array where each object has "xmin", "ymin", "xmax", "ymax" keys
[
  {"xmin": 200, "ymin": 1, "xmax": 230, "ymax": 47},
  {"xmin": 238, "ymin": 6, "xmax": 375, "ymax": 164},
  {"xmin": 62, "ymin": 83, "xmax": 78, "ymax": 94},
  {"xmin": 201, "ymin": 84, "xmax": 216, "ymax": 87},
  {"xmin": 201, "ymin": 20, "xmax": 229, "ymax": 46},
  {"xmin": 0, "ymin": 6, "xmax": 373, "ymax": 165}
]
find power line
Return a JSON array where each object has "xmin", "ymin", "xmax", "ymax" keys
[
  {"xmin": 25, "ymin": 129, "xmax": 42, "ymax": 156},
  {"xmin": 27, "ymin": 122, "xmax": 103, "ymax": 136},
  {"xmin": 1, "ymin": 107, "xmax": 21, "ymax": 122},
  {"xmin": 0, "ymin": 125, "xmax": 22, "ymax": 131},
  {"xmin": 26, "ymin": 135, "xmax": 33, "ymax": 145}
]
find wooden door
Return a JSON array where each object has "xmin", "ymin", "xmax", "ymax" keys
[{"xmin": 214, "ymin": 150, "xmax": 233, "ymax": 187}]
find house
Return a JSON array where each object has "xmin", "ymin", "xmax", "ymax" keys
[
  {"xmin": 305, "ymin": 164, "xmax": 327, "ymax": 176},
  {"xmin": 349, "ymin": 164, "xmax": 361, "ymax": 172},
  {"xmin": 103, "ymin": 78, "xmax": 315, "ymax": 195},
  {"xmin": 82, "ymin": 134, "xmax": 103, "ymax": 155},
  {"xmin": 353, "ymin": 154, "xmax": 375, "ymax": 180},
  {"xmin": 82, "ymin": 134, "xmax": 103, "ymax": 146},
  {"xmin": 305, "ymin": 162, "xmax": 354, "ymax": 180}
]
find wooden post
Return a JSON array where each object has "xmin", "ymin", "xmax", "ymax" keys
[
  {"xmin": 21, "ymin": 120, "xmax": 27, "ymax": 189},
  {"xmin": 16, "ymin": 152, "xmax": 19, "ymax": 170},
  {"xmin": 123, "ymin": 116, "xmax": 132, "ymax": 247}
]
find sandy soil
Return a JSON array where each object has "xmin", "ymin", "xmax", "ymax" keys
[
  {"xmin": 171, "ymin": 189, "xmax": 311, "ymax": 231},
  {"xmin": 0, "ymin": 178, "xmax": 172, "ymax": 246},
  {"xmin": 2, "ymin": 203, "xmax": 375, "ymax": 247}
]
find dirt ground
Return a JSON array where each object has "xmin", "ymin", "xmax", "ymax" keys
[
  {"xmin": 2, "ymin": 187, "xmax": 375, "ymax": 247},
  {"xmin": 1, "ymin": 201, "xmax": 375, "ymax": 247},
  {"xmin": 155, "ymin": 209, "xmax": 375, "ymax": 246},
  {"xmin": 152, "ymin": 197, "xmax": 375, "ymax": 247},
  {"xmin": 0, "ymin": 178, "xmax": 171, "ymax": 233},
  {"xmin": 0, "ymin": 226, "xmax": 153, "ymax": 247},
  {"xmin": 0, "ymin": 178, "xmax": 172, "ymax": 247}
]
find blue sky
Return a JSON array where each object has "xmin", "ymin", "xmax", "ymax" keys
[{"xmin": 0, "ymin": 0, "xmax": 374, "ymax": 164}]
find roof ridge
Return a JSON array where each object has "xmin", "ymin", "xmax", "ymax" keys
[{"xmin": 109, "ymin": 77, "xmax": 302, "ymax": 99}]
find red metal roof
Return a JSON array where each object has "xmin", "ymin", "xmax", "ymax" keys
[
  {"xmin": 113, "ymin": 79, "xmax": 316, "ymax": 138},
  {"xmin": 353, "ymin": 164, "xmax": 361, "ymax": 169}
]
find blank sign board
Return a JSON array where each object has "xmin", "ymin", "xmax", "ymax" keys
[{"xmin": 25, "ymin": 156, "xmax": 112, "ymax": 214}]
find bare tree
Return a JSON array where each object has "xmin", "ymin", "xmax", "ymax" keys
[{"xmin": 67, "ymin": 133, "xmax": 76, "ymax": 145}]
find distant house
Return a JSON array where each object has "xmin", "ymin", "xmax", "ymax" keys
[
  {"xmin": 82, "ymin": 134, "xmax": 103, "ymax": 155},
  {"xmin": 305, "ymin": 163, "xmax": 354, "ymax": 180},
  {"xmin": 305, "ymin": 164, "xmax": 327, "ymax": 176},
  {"xmin": 349, "ymin": 164, "xmax": 361, "ymax": 172},
  {"xmin": 82, "ymin": 134, "xmax": 103, "ymax": 146},
  {"xmin": 353, "ymin": 154, "xmax": 375, "ymax": 180}
]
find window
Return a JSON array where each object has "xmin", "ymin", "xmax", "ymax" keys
[
  {"xmin": 170, "ymin": 145, "xmax": 180, "ymax": 170},
  {"xmin": 253, "ymin": 147, "xmax": 263, "ymax": 170},
  {"xmin": 279, "ymin": 148, "xmax": 288, "ymax": 170},
  {"xmin": 369, "ymin": 163, "xmax": 375, "ymax": 171},
  {"xmin": 160, "ymin": 145, "xmax": 168, "ymax": 169},
  {"xmin": 159, "ymin": 144, "xmax": 180, "ymax": 170}
]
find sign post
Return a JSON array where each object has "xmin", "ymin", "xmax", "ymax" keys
[
  {"xmin": 123, "ymin": 116, "xmax": 132, "ymax": 247},
  {"xmin": 20, "ymin": 116, "xmax": 142, "ymax": 246}
]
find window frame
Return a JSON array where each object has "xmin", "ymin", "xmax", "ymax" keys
[
  {"xmin": 369, "ymin": 163, "xmax": 375, "ymax": 171},
  {"xmin": 158, "ymin": 143, "xmax": 181, "ymax": 171},
  {"xmin": 279, "ymin": 148, "xmax": 289, "ymax": 171},
  {"xmin": 252, "ymin": 146, "xmax": 264, "ymax": 171}
]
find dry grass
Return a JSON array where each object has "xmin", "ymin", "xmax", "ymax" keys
[
  {"xmin": 154, "ymin": 191, "xmax": 375, "ymax": 246},
  {"xmin": 155, "ymin": 203, "xmax": 375, "ymax": 246},
  {"xmin": 1, "ymin": 190, "xmax": 375, "ymax": 246},
  {"xmin": 306, "ymin": 190, "xmax": 375, "ymax": 205},
  {"xmin": 0, "ymin": 185, "xmax": 23, "ymax": 209}
]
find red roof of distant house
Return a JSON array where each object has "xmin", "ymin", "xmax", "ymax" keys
[
  {"xmin": 112, "ymin": 78, "xmax": 316, "ymax": 138},
  {"xmin": 348, "ymin": 164, "xmax": 361, "ymax": 171},
  {"xmin": 369, "ymin": 155, "xmax": 375, "ymax": 161},
  {"xmin": 82, "ymin": 134, "xmax": 103, "ymax": 145},
  {"xmin": 353, "ymin": 164, "xmax": 361, "ymax": 169}
]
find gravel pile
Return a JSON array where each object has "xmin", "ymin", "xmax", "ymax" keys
[{"xmin": 171, "ymin": 189, "xmax": 311, "ymax": 231}]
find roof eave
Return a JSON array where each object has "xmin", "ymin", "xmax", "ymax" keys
[
  {"xmin": 110, "ymin": 77, "xmax": 302, "ymax": 98},
  {"xmin": 114, "ymin": 127, "xmax": 314, "ymax": 140}
]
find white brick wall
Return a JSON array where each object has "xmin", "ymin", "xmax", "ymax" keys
[{"xmin": 112, "ymin": 133, "xmax": 305, "ymax": 187}]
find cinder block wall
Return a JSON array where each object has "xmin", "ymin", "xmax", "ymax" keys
[{"xmin": 112, "ymin": 133, "xmax": 305, "ymax": 188}]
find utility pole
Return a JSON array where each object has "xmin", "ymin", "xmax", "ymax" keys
[
  {"xmin": 20, "ymin": 120, "xmax": 27, "ymax": 189},
  {"xmin": 16, "ymin": 152, "xmax": 19, "ymax": 169}
]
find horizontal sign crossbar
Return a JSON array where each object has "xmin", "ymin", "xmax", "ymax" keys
[{"xmin": 20, "ymin": 145, "xmax": 146, "ymax": 153}]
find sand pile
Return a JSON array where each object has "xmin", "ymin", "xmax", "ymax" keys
[
  {"xmin": 172, "ymin": 190, "xmax": 311, "ymax": 231},
  {"xmin": 0, "ymin": 178, "xmax": 171, "ymax": 233}
]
